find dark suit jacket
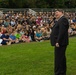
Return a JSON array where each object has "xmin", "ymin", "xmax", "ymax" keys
[{"xmin": 50, "ymin": 16, "xmax": 69, "ymax": 46}]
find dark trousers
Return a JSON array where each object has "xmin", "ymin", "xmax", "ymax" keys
[{"xmin": 54, "ymin": 46, "xmax": 67, "ymax": 75}]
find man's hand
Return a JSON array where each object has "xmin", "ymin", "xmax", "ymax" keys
[{"xmin": 55, "ymin": 43, "xmax": 59, "ymax": 47}]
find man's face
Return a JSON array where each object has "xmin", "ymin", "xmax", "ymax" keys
[{"xmin": 55, "ymin": 11, "xmax": 62, "ymax": 19}]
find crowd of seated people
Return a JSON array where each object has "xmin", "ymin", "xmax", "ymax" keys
[{"xmin": 0, "ymin": 10, "xmax": 76, "ymax": 46}]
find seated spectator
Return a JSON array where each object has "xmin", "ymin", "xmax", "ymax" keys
[
  {"xmin": 0, "ymin": 27, "xmax": 2, "ymax": 37},
  {"xmin": 68, "ymin": 27, "xmax": 74, "ymax": 36},
  {"xmin": 1, "ymin": 25, "xmax": 7, "ymax": 34},
  {"xmin": 7, "ymin": 25, "xmax": 13, "ymax": 34},
  {"xmin": 46, "ymin": 28, "xmax": 51, "ymax": 38},
  {"xmin": 10, "ymin": 19, "xmax": 16, "ymax": 27},
  {"xmin": 15, "ymin": 30, "xmax": 21, "ymax": 38},
  {"xmin": 20, "ymin": 31, "xmax": 30, "ymax": 42},
  {"xmin": 17, "ymin": 22, "xmax": 22, "ymax": 30},
  {"xmin": 1, "ymin": 31, "xmax": 11, "ymax": 45},
  {"xmin": 42, "ymin": 27, "xmax": 51, "ymax": 40},
  {"xmin": 68, "ymin": 24, "xmax": 76, "ymax": 36},
  {"xmin": 9, "ymin": 32, "xmax": 18, "ymax": 44},
  {"xmin": 14, "ymin": 30, "xmax": 21, "ymax": 43},
  {"xmin": 35, "ymin": 28, "xmax": 43, "ymax": 42},
  {"xmin": 20, "ymin": 29, "xmax": 25, "ymax": 35},
  {"xmin": 0, "ymin": 28, "xmax": 2, "ymax": 46},
  {"xmin": 3, "ymin": 19, "xmax": 10, "ymax": 27},
  {"xmin": 0, "ymin": 39, "xmax": 2, "ymax": 46},
  {"xmin": 28, "ymin": 28, "xmax": 35, "ymax": 41}
]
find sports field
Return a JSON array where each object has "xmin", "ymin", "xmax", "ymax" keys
[{"xmin": 0, "ymin": 37, "xmax": 76, "ymax": 75}]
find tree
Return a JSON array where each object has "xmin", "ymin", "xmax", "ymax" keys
[
  {"xmin": 36, "ymin": 0, "xmax": 50, "ymax": 8},
  {"xmin": 0, "ymin": 0, "xmax": 76, "ymax": 8},
  {"xmin": 0, "ymin": 0, "xmax": 9, "ymax": 8}
]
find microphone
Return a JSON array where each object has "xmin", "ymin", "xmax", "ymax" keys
[
  {"xmin": 53, "ymin": 17, "xmax": 56, "ymax": 20},
  {"xmin": 50, "ymin": 17, "xmax": 56, "ymax": 24}
]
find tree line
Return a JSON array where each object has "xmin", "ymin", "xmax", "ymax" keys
[{"xmin": 0, "ymin": 0, "xmax": 76, "ymax": 8}]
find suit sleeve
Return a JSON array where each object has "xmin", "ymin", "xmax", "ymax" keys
[{"xmin": 56, "ymin": 18, "xmax": 69, "ymax": 43}]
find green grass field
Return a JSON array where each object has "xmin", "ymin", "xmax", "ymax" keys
[{"xmin": 0, "ymin": 37, "xmax": 76, "ymax": 75}]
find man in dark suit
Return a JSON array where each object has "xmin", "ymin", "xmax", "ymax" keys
[{"xmin": 50, "ymin": 9, "xmax": 69, "ymax": 75}]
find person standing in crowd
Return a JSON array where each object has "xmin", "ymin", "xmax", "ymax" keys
[{"xmin": 50, "ymin": 9, "xmax": 69, "ymax": 75}]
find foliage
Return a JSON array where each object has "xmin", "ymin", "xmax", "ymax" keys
[{"xmin": 0, "ymin": 0, "xmax": 76, "ymax": 8}]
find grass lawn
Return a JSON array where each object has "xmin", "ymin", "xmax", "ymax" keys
[{"xmin": 0, "ymin": 37, "xmax": 76, "ymax": 75}]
